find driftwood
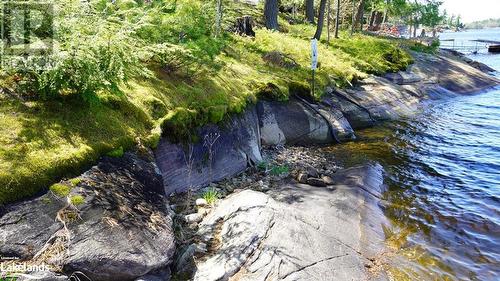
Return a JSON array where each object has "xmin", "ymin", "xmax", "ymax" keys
[{"xmin": 233, "ymin": 16, "xmax": 255, "ymax": 37}]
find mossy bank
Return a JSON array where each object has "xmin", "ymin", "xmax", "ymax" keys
[{"xmin": 0, "ymin": 0, "xmax": 414, "ymax": 205}]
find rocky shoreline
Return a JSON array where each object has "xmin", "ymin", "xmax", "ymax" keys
[{"xmin": 0, "ymin": 50, "xmax": 498, "ymax": 281}]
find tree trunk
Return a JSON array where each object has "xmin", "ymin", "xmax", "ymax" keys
[
  {"xmin": 382, "ymin": 0, "xmax": 388, "ymax": 25},
  {"xmin": 264, "ymin": 0, "xmax": 279, "ymax": 30},
  {"xmin": 334, "ymin": 0, "xmax": 340, "ymax": 38},
  {"xmin": 327, "ymin": 0, "xmax": 331, "ymax": 43},
  {"xmin": 305, "ymin": 0, "xmax": 315, "ymax": 24},
  {"xmin": 351, "ymin": 0, "xmax": 356, "ymax": 35},
  {"xmin": 413, "ymin": 18, "xmax": 417, "ymax": 37},
  {"xmin": 215, "ymin": 0, "xmax": 223, "ymax": 37},
  {"xmin": 234, "ymin": 16, "xmax": 255, "ymax": 37},
  {"xmin": 314, "ymin": 0, "xmax": 328, "ymax": 40},
  {"xmin": 408, "ymin": 18, "xmax": 412, "ymax": 38},
  {"xmin": 355, "ymin": 0, "xmax": 365, "ymax": 31}
]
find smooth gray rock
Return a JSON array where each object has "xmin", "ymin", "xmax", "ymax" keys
[
  {"xmin": 193, "ymin": 163, "xmax": 390, "ymax": 281},
  {"xmin": 155, "ymin": 106, "xmax": 262, "ymax": 194},
  {"xmin": 257, "ymin": 97, "xmax": 334, "ymax": 145},
  {"xmin": 325, "ymin": 51, "xmax": 499, "ymax": 130},
  {"xmin": 0, "ymin": 153, "xmax": 175, "ymax": 281}
]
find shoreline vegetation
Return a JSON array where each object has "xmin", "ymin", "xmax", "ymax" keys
[
  {"xmin": 0, "ymin": 0, "xmax": 419, "ymax": 205},
  {"xmin": 465, "ymin": 18, "xmax": 500, "ymax": 30}
]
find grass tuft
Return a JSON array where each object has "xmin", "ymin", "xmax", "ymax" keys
[
  {"xmin": 70, "ymin": 195, "xmax": 85, "ymax": 206},
  {"xmin": 202, "ymin": 187, "xmax": 219, "ymax": 205},
  {"xmin": 49, "ymin": 184, "xmax": 71, "ymax": 197}
]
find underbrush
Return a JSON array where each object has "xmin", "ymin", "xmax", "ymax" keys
[{"xmin": 0, "ymin": 0, "xmax": 414, "ymax": 204}]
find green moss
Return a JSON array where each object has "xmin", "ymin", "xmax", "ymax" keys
[
  {"xmin": 70, "ymin": 195, "xmax": 85, "ymax": 206},
  {"xmin": 107, "ymin": 146, "xmax": 124, "ymax": 158},
  {"xmin": 69, "ymin": 177, "xmax": 82, "ymax": 186},
  {"xmin": 256, "ymin": 83, "xmax": 288, "ymax": 102},
  {"xmin": 50, "ymin": 183, "xmax": 71, "ymax": 197},
  {"xmin": 289, "ymin": 81, "xmax": 314, "ymax": 101}
]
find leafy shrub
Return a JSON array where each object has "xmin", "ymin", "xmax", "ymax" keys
[
  {"xmin": 6, "ymin": 0, "xmax": 151, "ymax": 102},
  {"xmin": 269, "ymin": 165, "xmax": 289, "ymax": 176}
]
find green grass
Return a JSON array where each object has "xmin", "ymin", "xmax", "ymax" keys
[
  {"xmin": 0, "ymin": 5, "xmax": 414, "ymax": 204},
  {"xmin": 202, "ymin": 187, "xmax": 219, "ymax": 205}
]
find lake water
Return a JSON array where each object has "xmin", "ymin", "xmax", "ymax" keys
[{"xmin": 327, "ymin": 29, "xmax": 500, "ymax": 280}]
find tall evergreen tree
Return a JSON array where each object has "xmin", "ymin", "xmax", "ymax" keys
[
  {"xmin": 305, "ymin": 0, "xmax": 315, "ymax": 23},
  {"xmin": 264, "ymin": 0, "xmax": 279, "ymax": 30}
]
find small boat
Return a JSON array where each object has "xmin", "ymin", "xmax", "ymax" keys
[{"xmin": 488, "ymin": 45, "xmax": 500, "ymax": 53}]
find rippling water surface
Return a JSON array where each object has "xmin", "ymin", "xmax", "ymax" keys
[{"xmin": 327, "ymin": 30, "xmax": 500, "ymax": 280}]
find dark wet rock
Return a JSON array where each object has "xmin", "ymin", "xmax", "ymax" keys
[
  {"xmin": 192, "ymin": 164, "xmax": 389, "ymax": 281},
  {"xmin": 155, "ymin": 106, "xmax": 262, "ymax": 195},
  {"xmin": 306, "ymin": 177, "xmax": 327, "ymax": 187},
  {"xmin": 0, "ymin": 152, "xmax": 175, "ymax": 281}
]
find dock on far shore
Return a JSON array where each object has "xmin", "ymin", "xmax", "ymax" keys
[{"xmin": 441, "ymin": 39, "xmax": 500, "ymax": 53}]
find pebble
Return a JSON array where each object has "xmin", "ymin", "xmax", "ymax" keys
[
  {"xmin": 195, "ymin": 198, "xmax": 208, "ymax": 207},
  {"xmin": 184, "ymin": 213, "xmax": 203, "ymax": 223},
  {"xmin": 322, "ymin": 175, "xmax": 334, "ymax": 185}
]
